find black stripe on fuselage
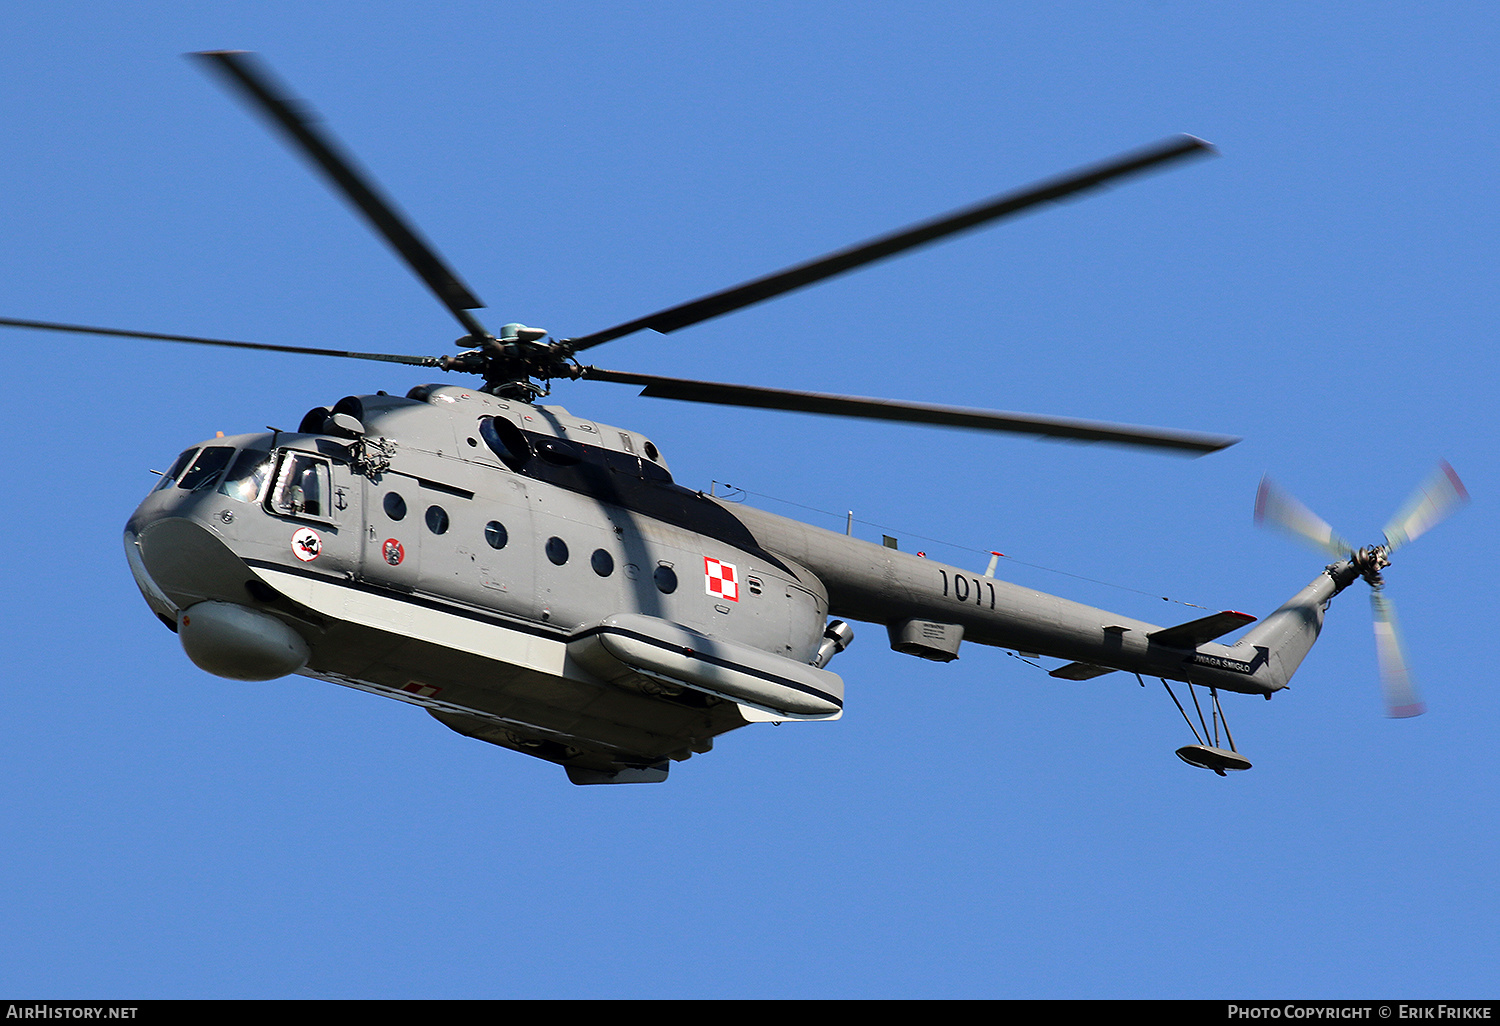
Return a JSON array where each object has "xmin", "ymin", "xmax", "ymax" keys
[{"xmin": 488, "ymin": 423, "xmax": 796, "ymax": 578}]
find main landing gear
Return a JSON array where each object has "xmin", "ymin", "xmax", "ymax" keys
[{"xmin": 1149, "ymin": 675, "xmax": 1253, "ymax": 774}]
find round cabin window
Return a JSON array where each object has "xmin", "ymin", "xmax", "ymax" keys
[{"xmin": 653, "ymin": 565, "xmax": 677, "ymax": 594}]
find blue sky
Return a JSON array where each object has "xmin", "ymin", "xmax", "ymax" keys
[{"xmin": 1, "ymin": 2, "xmax": 1496, "ymax": 999}]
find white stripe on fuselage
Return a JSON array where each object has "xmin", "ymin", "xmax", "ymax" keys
[{"xmin": 254, "ymin": 566, "xmax": 571, "ymax": 679}]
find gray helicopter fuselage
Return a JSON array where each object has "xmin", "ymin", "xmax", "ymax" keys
[
  {"xmin": 124, "ymin": 384, "xmax": 1342, "ymax": 783},
  {"xmin": 15, "ymin": 51, "xmax": 1427, "ymax": 780}
]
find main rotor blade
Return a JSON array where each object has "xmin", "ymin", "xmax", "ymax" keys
[
  {"xmin": 192, "ymin": 50, "xmax": 489, "ymax": 339},
  {"xmin": 1371, "ymin": 589, "xmax": 1425, "ymax": 718},
  {"xmin": 1382, "ymin": 460, "xmax": 1469, "ymax": 552},
  {"xmin": 580, "ymin": 367, "xmax": 1238, "ymax": 454},
  {"xmin": 1254, "ymin": 476, "xmax": 1352, "ymax": 557},
  {"xmin": 0, "ymin": 317, "xmax": 441, "ymax": 367},
  {"xmin": 565, "ymin": 135, "xmax": 1215, "ymax": 352}
]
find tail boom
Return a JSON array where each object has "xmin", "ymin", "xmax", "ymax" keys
[
  {"xmin": 725, "ymin": 498, "xmax": 1357, "ymax": 697},
  {"xmin": 1185, "ymin": 560, "xmax": 1358, "ymax": 693}
]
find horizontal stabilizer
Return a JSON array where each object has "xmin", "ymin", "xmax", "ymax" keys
[
  {"xmin": 1049, "ymin": 662, "xmax": 1118, "ymax": 680},
  {"xmin": 1149, "ymin": 610, "xmax": 1256, "ymax": 649}
]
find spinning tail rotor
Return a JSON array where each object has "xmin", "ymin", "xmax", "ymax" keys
[{"xmin": 1254, "ymin": 463, "xmax": 1468, "ymax": 717}]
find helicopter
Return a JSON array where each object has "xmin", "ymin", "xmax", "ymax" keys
[{"xmin": 1, "ymin": 52, "xmax": 1468, "ymax": 783}]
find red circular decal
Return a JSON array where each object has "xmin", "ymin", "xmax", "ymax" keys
[
  {"xmin": 291, "ymin": 528, "xmax": 322, "ymax": 562},
  {"xmin": 382, "ymin": 538, "xmax": 405, "ymax": 566}
]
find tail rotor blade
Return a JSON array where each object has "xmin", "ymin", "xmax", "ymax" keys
[
  {"xmin": 1254, "ymin": 476, "xmax": 1352, "ymax": 557},
  {"xmin": 1383, "ymin": 460, "xmax": 1469, "ymax": 553},
  {"xmin": 1371, "ymin": 589, "xmax": 1425, "ymax": 718}
]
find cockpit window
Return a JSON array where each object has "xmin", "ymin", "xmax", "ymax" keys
[
  {"xmin": 155, "ymin": 448, "xmax": 198, "ymax": 491},
  {"xmin": 218, "ymin": 449, "xmax": 273, "ymax": 503},
  {"xmin": 176, "ymin": 446, "xmax": 235, "ymax": 492},
  {"xmin": 269, "ymin": 451, "xmax": 333, "ymax": 519}
]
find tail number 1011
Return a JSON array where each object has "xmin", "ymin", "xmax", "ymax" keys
[{"xmin": 938, "ymin": 569, "xmax": 996, "ymax": 610}]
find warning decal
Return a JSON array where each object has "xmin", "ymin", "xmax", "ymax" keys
[{"xmin": 704, "ymin": 556, "xmax": 739, "ymax": 602}]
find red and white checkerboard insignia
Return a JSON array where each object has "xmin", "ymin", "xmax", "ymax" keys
[
  {"xmin": 704, "ymin": 556, "xmax": 739, "ymax": 602},
  {"xmin": 401, "ymin": 681, "xmax": 442, "ymax": 698}
]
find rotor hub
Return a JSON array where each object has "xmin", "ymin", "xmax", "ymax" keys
[
  {"xmin": 438, "ymin": 323, "xmax": 585, "ymax": 399},
  {"xmin": 1352, "ymin": 545, "xmax": 1391, "ymax": 588}
]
